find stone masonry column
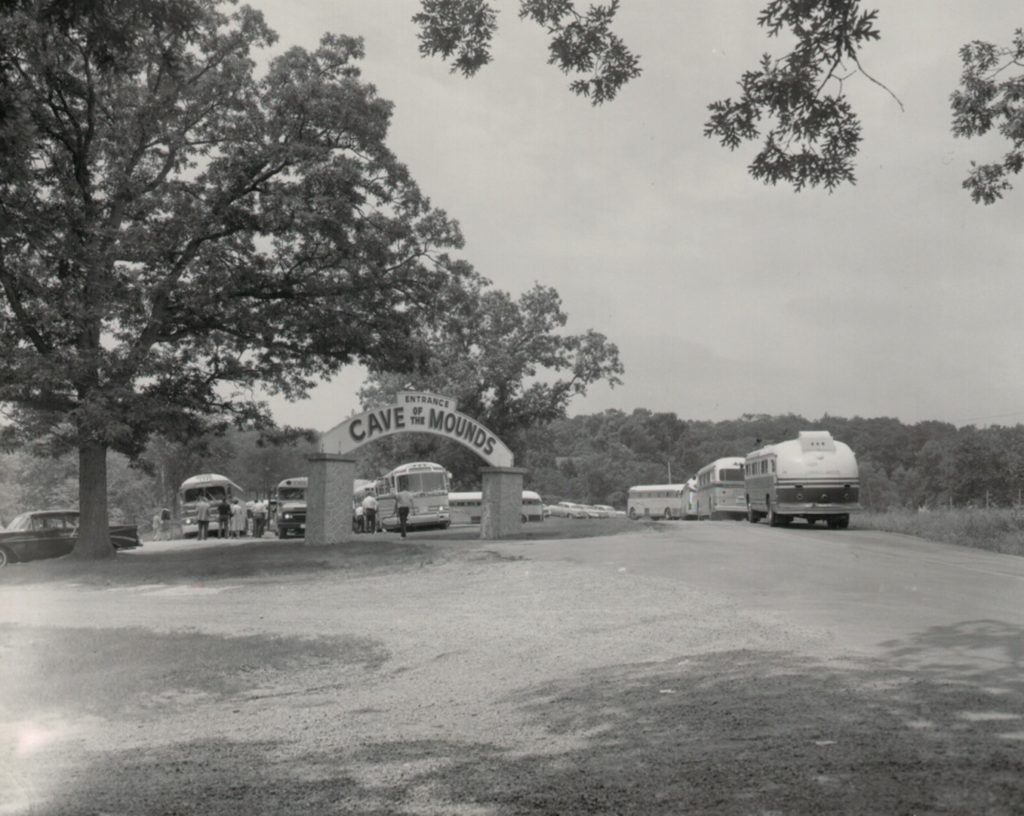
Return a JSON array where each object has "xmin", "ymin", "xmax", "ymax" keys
[
  {"xmin": 306, "ymin": 454, "xmax": 355, "ymax": 546},
  {"xmin": 480, "ymin": 467, "xmax": 528, "ymax": 539}
]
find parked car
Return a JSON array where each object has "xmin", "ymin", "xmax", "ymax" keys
[
  {"xmin": 591, "ymin": 504, "xmax": 627, "ymax": 518},
  {"xmin": 0, "ymin": 510, "xmax": 140, "ymax": 568},
  {"xmin": 555, "ymin": 501, "xmax": 591, "ymax": 519}
]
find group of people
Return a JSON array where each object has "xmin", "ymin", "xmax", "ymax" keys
[
  {"xmin": 193, "ymin": 496, "xmax": 267, "ymax": 540},
  {"xmin": 354, "ymin": 489, "xmax": 413, "ymax": 537}
]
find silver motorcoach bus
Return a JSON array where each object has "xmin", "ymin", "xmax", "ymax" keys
[{"xmin": 744, "ymin": 430, "xmax": 860, "ymax": 528}]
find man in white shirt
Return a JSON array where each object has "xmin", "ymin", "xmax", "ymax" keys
[{"xmin": 361, "ymin": 493, "xmax": 378, "ymax": 534}]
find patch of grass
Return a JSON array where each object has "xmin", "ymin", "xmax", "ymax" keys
[{"xmin": 856, "ymin": 508, "xmax": 1024, "ymax": 556}]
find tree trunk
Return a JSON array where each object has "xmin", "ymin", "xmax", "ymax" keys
[{"xmin": 74, "ymin": 440, "xmax": 114, "ymax": 559}]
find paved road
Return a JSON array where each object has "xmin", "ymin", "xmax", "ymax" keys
[{"xmin": 493, "ymin": 519, "xmax": 1024, "ymax": 664}]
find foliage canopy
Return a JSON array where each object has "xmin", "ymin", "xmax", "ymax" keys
[{"xmin": 413, "ymin": 0, "xmax": 1024, "ymax": 202}]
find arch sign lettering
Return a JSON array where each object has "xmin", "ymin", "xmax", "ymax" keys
[{"xmin": 319, "ymin": 391, "xmax": 515, "ymax": 468}]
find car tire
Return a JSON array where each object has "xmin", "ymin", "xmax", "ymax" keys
[{"xmin": 0, "ymin": 546, "xmax": 13, "ymax": 567}]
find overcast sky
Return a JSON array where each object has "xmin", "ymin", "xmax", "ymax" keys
[{"xmin": 250, "ymin": 1, "xmax": 1024, "ymax": 431}]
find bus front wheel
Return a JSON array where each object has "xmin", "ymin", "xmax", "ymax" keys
[{"xmin": 628, "ymin": 508, "xmax": 638, "ymax": 520}]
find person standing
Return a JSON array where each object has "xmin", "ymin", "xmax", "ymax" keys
[
  {"xmin": 251, "ymin": 501, "xmax": 267, "ymax": 538},
  {"xmin": 361, "ymin": 492, "xmax": 378, "ymax": 534},
  {"xmin": 195, "ymin": 496, "xmax": 211, "ymax": 540},
  {"xmin": 231, "ymin": 499, "xmax": 246, "ymax": 537},
  {"xmin": 217, "ymin": 496, "xmax": 231, "ymax": 538},
  {"xmin": 396, "ymin": 488, "xmax": 413, "ymax": 538}
]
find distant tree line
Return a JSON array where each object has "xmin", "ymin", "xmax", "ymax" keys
[
  {"xmin": 3, "ymin": 411, "xmax": 1022, "ymax": 528},
  {"xmin": 520, "ymin": 412, "xmax": 1024, "ymax": 511}
]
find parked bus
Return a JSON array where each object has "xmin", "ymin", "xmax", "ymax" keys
[
  {"xmin": 374, "ymin": 462, "xmax": 451, "ymax": 532},
  {"xmin": 448, "ymin": 490, "xmax": 545, "ymax": 525},
  {"xmin": 744, "ymin": 430, "xmax": 860, "ymax": 528},
  {"xmin": 627, "ymin": 484, "xmax": 687, "ymax": 520},
  {"xmin": 273, "ymin": 477, "xmax": 307, "ymax": 539},
  {"xmin": 695, "ymin": 457, "xmax": 746, "ymax": 520},
  {"xmin": 178, "ymin": 473, "xmax": 245, "ymax": 537}
]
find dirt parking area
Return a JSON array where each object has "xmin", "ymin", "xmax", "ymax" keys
[{"xmin": 1, "ymin": 522, "xmax": 1022, "ymax": 815}]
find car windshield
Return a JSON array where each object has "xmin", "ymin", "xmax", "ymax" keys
[{"xmin": 6, "ymin": 513, "xmax": 33, "ymax": 531}]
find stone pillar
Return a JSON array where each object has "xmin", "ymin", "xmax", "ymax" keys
[
  {"xmin": 306, "ymin": 454, "xmax": 355, "ymax": 546},
  {"xmin": 480, "ymin": 467, "xmax": 528, "ymax": 539}
]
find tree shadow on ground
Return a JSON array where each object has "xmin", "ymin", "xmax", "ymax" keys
[
  {"xmin": 43, "ymin": 620, "xmax": 1024, "ymax": 815},
  {"xmin": 0, "ymin": 624, "xmax": 389, "ymax": 717},
  {"xmin": 0, "ymin": 519, "xmax": 636, "ymax": 587},
  {"xmin": 0, "ymin": 537, "xmax": 439, "ymax": 586}
]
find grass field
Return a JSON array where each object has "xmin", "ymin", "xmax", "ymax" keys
[{"xmin": 855, "ymin": 507, "xmax": 1024, "ymax": 556}]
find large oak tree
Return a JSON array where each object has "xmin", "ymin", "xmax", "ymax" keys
[{"xmin": 0, "ymin": 0, "xmax": 473, "ymax": 557}]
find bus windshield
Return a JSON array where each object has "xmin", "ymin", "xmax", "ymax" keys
[
  {"xmin": 277, "ymin": 487, "xmax": 305, "ymax": 501},
  {"xmin": 397, "ymin": 472, "xmax": 448, "ymax": 493},
  {"xmin": 183, "ymin": 485, "xmax": 228, "ymax": 502}
]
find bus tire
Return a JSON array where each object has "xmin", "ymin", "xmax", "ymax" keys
[
  {"xmin": 768, "ymin": 503, "xmax": 780, "ymax": 527},
  {"xmin": 664, "ymin": 508, "xmax": 673, "ymax": 520},
  {"xmin": 628, "ymin": 508, "xmax": 638, "ymax": 520},
  {"xmin": 838, "ymin": 515, "xmax": 850, "ymax": 529},
  {"xmin": 278, "ymin": 529, "xmax": 287, "ymax": 539},
  {"xmin": 747, "ymin": 505, "xmax": 758, "ymax": 524}
]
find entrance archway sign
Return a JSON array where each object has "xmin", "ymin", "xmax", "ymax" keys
[
  {"xmin": 320, "ymin": 391, "xmax": 514, "ymax": 468},
  {"xmin": 307, "ymin": 392, "xmax": 523, "ymax": 544}
]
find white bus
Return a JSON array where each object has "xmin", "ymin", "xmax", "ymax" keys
[
  {"xmin": 448, "ymin": 490, "xmax": 545, "ymax": 525},
  {"xmin": 374, "ymin": 462, "xmax": 451, "ymax": 532},
  {"xmin": 273, "ymin": 477, "xmax": 307, "ymax": 539},
  {"xmin": 744, "ymin": 431, "xmax": 860, "ymax": 528},
  {"xmin": 627, "ymin": 484, "xmax": 687, "ymax": 520},
  {"xmin": 178, "ymin": 473, "xmax": 245, "ymax": 537},
  {"xmin": 695, "ymin": 458, "xmax": 746, "ymax": 520}
]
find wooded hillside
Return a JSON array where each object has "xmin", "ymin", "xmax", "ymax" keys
[{"xmin": 3, "ymin": 410, "xmax": 1020, "ymax": 528}]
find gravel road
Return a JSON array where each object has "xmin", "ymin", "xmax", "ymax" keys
[{"xmin": 1, "ymin": 521, "xmax": 1022, "ymax": 814}]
